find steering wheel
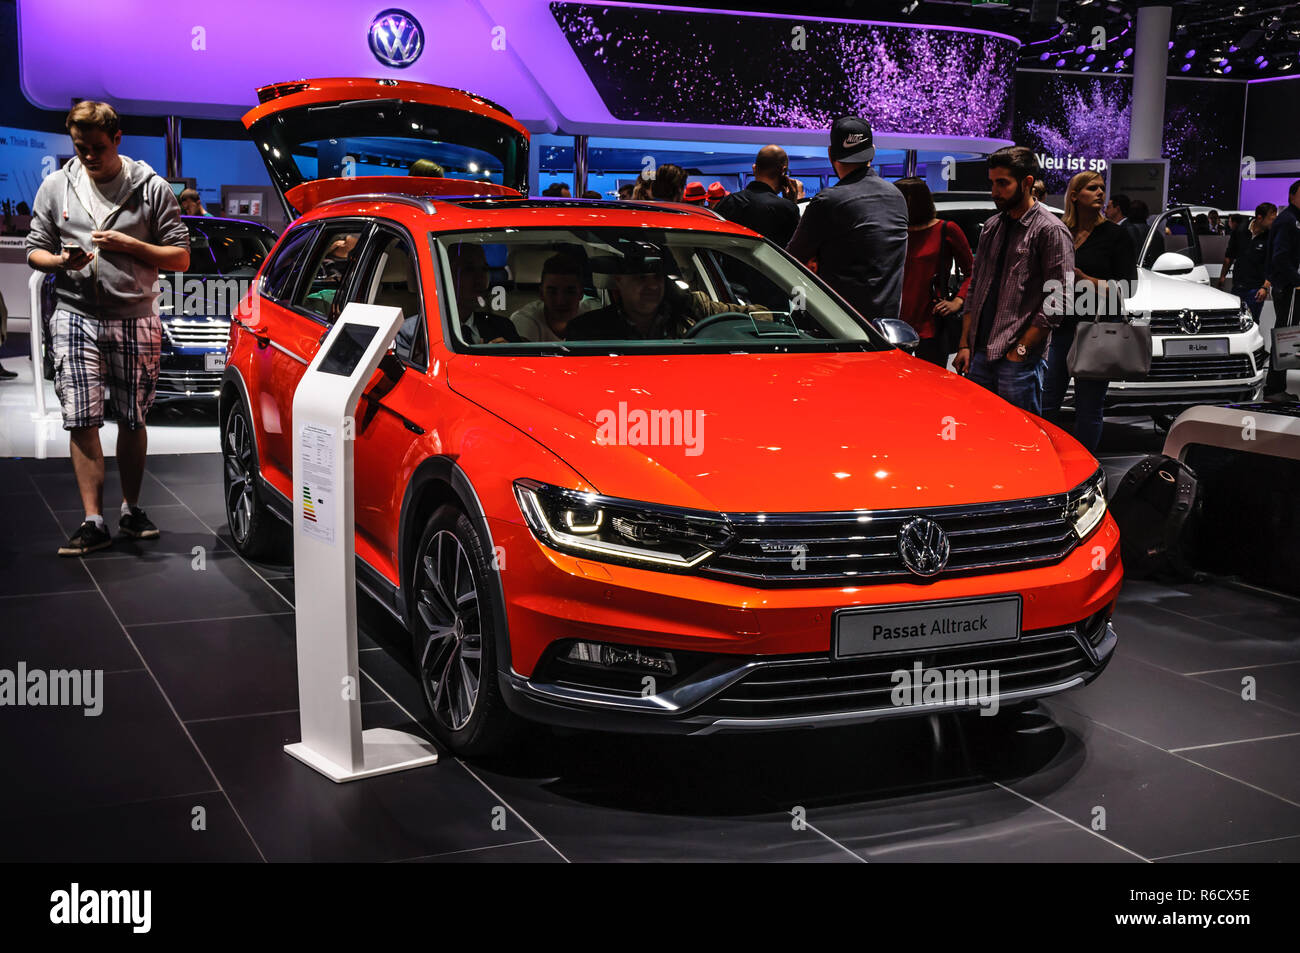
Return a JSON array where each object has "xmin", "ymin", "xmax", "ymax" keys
[{"xmin": 682, "ymin": 312, "xmax": 764, "ymax": 339}]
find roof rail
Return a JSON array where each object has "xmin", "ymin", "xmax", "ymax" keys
[{"xmin": 312, "ymin": 192, "xmax": 438, "ymax": 215}]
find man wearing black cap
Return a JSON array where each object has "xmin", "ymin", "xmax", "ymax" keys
[{"xmin": 786, "ymin": 117, "xmax": 908, "ymax": 321}]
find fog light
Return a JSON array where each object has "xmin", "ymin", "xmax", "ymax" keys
[{"xmin": 566, "ymin": 641, "xmax": 677, "ymax": 676}]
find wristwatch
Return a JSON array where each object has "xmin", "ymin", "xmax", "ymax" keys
[{"xmin": 1015, "ymin": 342, "xmax": 1028, "ymax": 358}]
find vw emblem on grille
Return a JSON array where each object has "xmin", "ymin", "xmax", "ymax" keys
[
  {"xmin": 1177, "ymin": 309, "xmax": 1201, "ymax": 335},
  {"xmin": 369, "ymin": 9, "xmax": 424, "ymax": 68},
  {"xmin": 898, "ymin": 517, "xmax": 950, "ymax": 577}
]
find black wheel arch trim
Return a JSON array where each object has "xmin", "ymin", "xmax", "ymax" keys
[{"xmin": 398, "ymin": 456, "xmax": 513, "ymax": 681}]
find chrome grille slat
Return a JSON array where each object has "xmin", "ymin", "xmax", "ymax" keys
[
  {"xmin": 1145, "ymin": 354, "xmax": 1253, "ymax": 381},
  {"xmin": 163, "ymin": 320, "xmax": 230, "ymax": 348},
  {"xmin": 1148, "ymin": 310, "xmax": 1243, "ymax": 334},
  {"xmin": 706, "ymin": 491, "xmax": 1077, "ymax": 587},
  {"xmin": 696, "ymin": 634, "xmax": 1093, "ymax": 717}
]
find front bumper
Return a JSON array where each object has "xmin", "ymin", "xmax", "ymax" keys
[
  {"xmin": 501, "ymin": 619, "xmax": 1116, "ymax": 735},
  {"xmin": 489, "ymin": 511, "xmax": 1122, "ymax": 733}
]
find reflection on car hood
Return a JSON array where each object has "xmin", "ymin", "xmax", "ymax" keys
[
  {"xmin": 1127, "ymin": 268, "xmax": 1242, "ymax": 313},
  {"xmin": 447, "ymin": 351, "xmax": 1097, "ymax": 512}
]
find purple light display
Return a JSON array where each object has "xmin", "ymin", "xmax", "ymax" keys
[
  {"xmin": 1015, "ymin": 72, "xmax": 1247, "ymax": 207},
  {"xmin": 550, "ymin": 3, "xmax": 1018, "ymax": 138}
]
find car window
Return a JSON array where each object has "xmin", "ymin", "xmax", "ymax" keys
[
  {"xmin": 294, "ymin": 225, "xmax": 367, "ymax": 321},
  {"xmin": 187, "ymin": 221, "xmax": 277, "ymax": 277},
  {"xmin": 352, "ymin": 231, "xmax": 427, "ymax": 367},
  {"xmin": 434, "ymin": 227, "xmax": 889, "ymax": 354},
  {"xmin": 1143, "ymin": 209, "xmax": 1201, "ymax": 269},
  {"xmin": 260, "ymin": 224, "xmax": 316, "ymax": 301}
]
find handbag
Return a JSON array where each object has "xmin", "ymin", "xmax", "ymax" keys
[
  {"xmin": 1066, "ymin": 316, "xmax": 1152, "ymax": 381},
  {"xmin": 928, "ymin": 220, "xmax": 966, "ymax": 353}
]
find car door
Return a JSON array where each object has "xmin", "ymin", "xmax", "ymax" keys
[
  {"xmin": 1140, "ymin": 208, "xmax": 1209, "ymax": 284},
  {"xmin": 343, "ymin": 222, "xmax": 435, "ymax": 586},
  {"xmin": 258, "ymin": 218, "xmax": 370, "ymax": 490}
]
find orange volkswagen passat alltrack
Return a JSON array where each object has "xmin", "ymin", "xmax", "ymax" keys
[{"xmin": 220, "ymin": 79, "xmax": 1121, "ymax": 756}]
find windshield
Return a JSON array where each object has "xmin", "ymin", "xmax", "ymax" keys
[
  {"xmin": 432, "ymin": 227, "xmax": 889, "ymax": 355},
  {"xmin": 185, "ymin": 220, "xmax": 277, "ymax": 277}
]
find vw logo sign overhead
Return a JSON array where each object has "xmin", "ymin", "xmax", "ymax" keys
[
  {"xmin": 898, "ymin": 517, "xmax": 950, "ymax": 577},
  {"xmin": 369, "ymin": 9, "xmax": 424, "ymax": 69}
]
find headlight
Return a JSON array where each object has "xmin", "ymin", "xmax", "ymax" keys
[
  {"xmin": 513, "ymin": 479, "xmax": 733, "ymax": 570},
  {"xmin": 1238, "ymin": 303, "xmax": 1254, "ymax": 332},
  {"xmin": 1067, "ymin": 470, "xmax": 1107, "ymax": 540}
]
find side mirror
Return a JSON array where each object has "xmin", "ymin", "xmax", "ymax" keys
[
  {"xmin": 1152, "ymin": 252, "xmax": 1196, "ymax": 276},
  {"xmin": 873, "ymin": 317, "xmax": 921, "ymax": 355}
]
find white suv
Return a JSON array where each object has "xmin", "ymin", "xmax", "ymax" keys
[{"xmin": 930, "ymin": 195, "xmax": 1265, "ymax": 418}]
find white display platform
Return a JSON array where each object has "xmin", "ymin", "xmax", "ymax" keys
[{"xmin": 284, "ymin": 302, "xmax": 438, "ymax": 782}]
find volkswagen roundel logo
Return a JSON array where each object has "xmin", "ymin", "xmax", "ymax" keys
[
  {"xmin": 369, "ymin": 8, "xmax": 424, "ymax": 68},
  {"xmin": 898, "ymin": 517, "xmax": 950, "ymax": 577},
  {"xmin": 1177, "ymin": 309, "xmax": 1201, "ymax": 335}
]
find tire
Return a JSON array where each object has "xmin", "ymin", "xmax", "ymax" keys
[
  {"xmin": 408, "ymin": 504, "xmax": 520, "ymax": 758},
  {"xmin": 221, "ymin": 397, "xmax": 280, "ymax": 560}
]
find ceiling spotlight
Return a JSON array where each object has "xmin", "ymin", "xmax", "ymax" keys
[
  {"xmin": 1167, "ymin": 40, "xmax": 1175, "ymax": 50},
  {"xmin": 901, "ymin": 0, "xmax": 919, "ymax": 13},
  {"xmin": 1123, "ymin": 47, "xmax": 1133, "ymax": 57},
  {"xmin": 1185, "ymin": 49, "xmax": 1196, "ymax": 58},
  {"xmin": 1076, "ymin": 45, "xmax": 1087, "ymax": 54},
  {"xmin": 1255, "ymin": 54, "xmax": 1266, "ymax": 64},
  {"xmin": 1055, "ymin": 58, "xmax": 1067, "ymax": 67},
  {"xmin": 1224, "ymin": 64, "xmax": 1233, "ymax": 73},
  {"xmin": 1229, "ymin": 44, "xmax": 1239, "ymax": 52},
  {"xmin": 1081, "ymin": 65, "xmax": 1091, "ymax": 71},
  {"xmin": 1180, "ymin": 63, "xmax": 1191, "ymax": 72},
  {"xmin": 1086, "ymin": 53, "xmax": 1096, "ymax": 63},
  {"xmin": 1258, "ymin": 59, "xmax": 1269, "ymax": 69},
  {"xmin": 1039, "ymin": 51, "xmax": 1051, "ymax": 61},
  {"xmin": 1116, "ymin": 59, "xmax": 1126, "ymax": 70}
]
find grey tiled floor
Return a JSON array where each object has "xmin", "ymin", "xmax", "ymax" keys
[{"xmin": 2, "ymin": 449, "xmax": 1297, "ymax": 862}]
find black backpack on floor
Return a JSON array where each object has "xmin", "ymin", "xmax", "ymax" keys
[{"xmin": 1110, "ymin": 454, "xmax": 1201, "ymax": 580}]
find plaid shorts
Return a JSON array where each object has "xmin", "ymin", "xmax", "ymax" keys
[{"xmin": 51, "ymin": 309, "xmax": 162, "ymax": 431}]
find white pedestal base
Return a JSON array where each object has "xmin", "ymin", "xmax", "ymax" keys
[{"xmin": 284, "ymin": 727, "xmax": 439, "ymax": 783}]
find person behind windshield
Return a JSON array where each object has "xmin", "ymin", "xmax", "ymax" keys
[
  {"xmin": 178, "ymin": 188, "xmax": 210, "ymax": 216},
  {"xmin": 510, "ymin": 254, "xmax": 597, "ymax": 342},
  {"xmin": 564, "ymin": 248, "xmax": 769, "ymax": 341},
  {"xmin": 449, "ymin": 243, "xmax": 521, "ymax": 344}
]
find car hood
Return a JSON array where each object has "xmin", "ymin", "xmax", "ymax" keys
[
  {"xmin": 447, "ymin": 350, "xmax": 1097, "ymax": 513},
  {"xmin": 1128, "ymin": 268, "xmax": 1243, "ymax": 312}
]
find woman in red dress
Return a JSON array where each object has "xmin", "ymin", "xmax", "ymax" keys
[{"xmin": 895, "ymin": 177, "xmax": 973, "ymax": 368}]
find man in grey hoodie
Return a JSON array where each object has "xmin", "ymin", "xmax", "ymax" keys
[{"xmin": 26, "ymin": 100, "xmax": 190, "ymax": 556}]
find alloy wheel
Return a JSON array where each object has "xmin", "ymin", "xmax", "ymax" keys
[
  {"xmin": 223, "ymin": 410, "xmax": 256, "ymax": 545},
  {"xmin": 416, "ymin": 530, "xmax": 484, "ymax": 732}
]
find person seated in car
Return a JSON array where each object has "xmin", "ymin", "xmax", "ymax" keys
[
  {"xmin": 564, "ymin": 247, "xmax": 772, "ymax": 341},
  {"xmin": 449, "ymin": 242, "xmax": 521, "ymax": 344},
  {"xmin": 510, "ymin": 254, "xmax": 598, "ymax": 342}
]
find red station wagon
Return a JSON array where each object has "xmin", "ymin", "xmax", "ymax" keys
[{"xmin": 220, "ymin": 78, "xmax": 1121, "ymax": 756}]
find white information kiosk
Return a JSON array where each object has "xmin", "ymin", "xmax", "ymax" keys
[{"xmin": 284, "ymin": 303, "xmax": 438, "ymax": 782}]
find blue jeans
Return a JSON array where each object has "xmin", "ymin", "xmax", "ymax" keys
[
  {"xmin": 1042, "ymin": 331, "xmax": 1108, "ymax": 453},
  {"xmin": 966, "ymin": 349, "xmax": 1047, "ymax": 417},
  {"xmin": 1233, "ymin": 285, "xmax": 1265, "ymax": 322}
]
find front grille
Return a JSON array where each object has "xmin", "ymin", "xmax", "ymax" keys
[
  {"xmin": 1148, "ymin": 309, "xmax": 1243, "ymax": 334},
  {"xmin": 1145, "ymin": 354, "xmax": 1254, "ymax": 381},
  {"xmin": 157, "ymin": 369, "xmax": 222, "ymax": 395},
  {"xmin": 163, "ymin": 319, "xmax": 229, "ymax": 348},
  {"xmin": 705, "ymin": 494, "xmax": 1076, "ymax": 587},
  {"xmin": 695, "ymin": 632, "xmax": 1093, "ymax": 719}
]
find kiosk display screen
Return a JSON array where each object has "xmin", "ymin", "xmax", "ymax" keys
[{"xmin": 318, "ymin": 324, "xmax": 378, "ymax": 377}]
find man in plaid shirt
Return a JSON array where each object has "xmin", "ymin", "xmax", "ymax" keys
[{"xmin": 953, "ymin": 147, "xmax": 1074, "ymax": 416}]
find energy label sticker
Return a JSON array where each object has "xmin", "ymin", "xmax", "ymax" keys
[{"xmin": 299, "ymin": 423, "xmax": 336, "ymax": 546}]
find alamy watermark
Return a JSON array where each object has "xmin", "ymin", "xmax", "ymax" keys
[
  {"xmin": 594, "ymin": 402, "xmax": 706, "ymax": 457},
  {"xmin": 890, "ymin": 662, "xmax": 1001, "ymax": 716},
  {"xmin": 0, "ymin": 662, "xmax": 103, "ymax": 716}
]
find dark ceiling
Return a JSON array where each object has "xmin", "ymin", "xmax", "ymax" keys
[{"xmin": 626, "ymin": 1, "xmax": 1300, "ymax": 78}]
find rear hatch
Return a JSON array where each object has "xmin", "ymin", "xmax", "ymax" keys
[{"xmin": 241, "ymin": 78, "xmax": 530, "ymax": 217}]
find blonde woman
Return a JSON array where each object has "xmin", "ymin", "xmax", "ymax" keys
[{"xmin": 1041, "ymin": 170, "xmax": 1137, "ymax": 452}]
